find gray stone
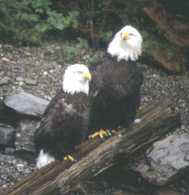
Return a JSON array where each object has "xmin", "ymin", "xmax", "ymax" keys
[
  {"xmin": 16, "ymin": 77, "xmax": 24, "ymax": 82},
  {"xmin": 24, "ymin": 78, "xmax": 37, "ymax": 86},
  {"xmin": 4, "ymin": 92, "xmax": 49, "ymax": 117},
  {"xmin": 0, "ymin": 123, "xmax": 16, "ymax": 147},
  {"xmin": 132, "ymin": 134, "xmax": 189, "ymax": 185},
  {"xmin": 0, "ymin": 77, "xmax": 10, "ymax": 85},
  {"xmin": 15, "ymin": 119, "xmax": 40, "ymax": 157}
]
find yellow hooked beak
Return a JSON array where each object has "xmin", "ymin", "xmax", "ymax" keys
[
  {"xmin": 122, "ymin": 31, "xmax": 129, "ymax": 41},
  {"xmin": 83, "ymin": 71, "xmax": 92, "ymax": 81}
]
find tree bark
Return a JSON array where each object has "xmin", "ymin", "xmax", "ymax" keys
[{"xmin": 2, "ymin": 99, "xmax": 180, "ymax": 195}]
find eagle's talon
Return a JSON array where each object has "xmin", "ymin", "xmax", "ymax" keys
[
  {"xmin": 64, "ymin": 154, "xmax": 75, "ymax": 162},
  {"xmin": 89, "ymin": 129, "xmax": 111, "ymax": 139}
]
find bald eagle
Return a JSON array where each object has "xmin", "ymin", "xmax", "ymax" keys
[
  {"xmin": 89, "ymin": 25, "xmax": 143, "ymax": 132},
  {"xmin": 34, "ymin": 64, "xmax": 92, "ymax": 168}
]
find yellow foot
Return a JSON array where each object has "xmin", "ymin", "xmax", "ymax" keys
[
  {"xmin": 89, "ymin": 129, "xmax": 111, "ymax": 139},
  {"xmin": 64, "ymin": 154, "xmax": 75, "ymax": 162}
]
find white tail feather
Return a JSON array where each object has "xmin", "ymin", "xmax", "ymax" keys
[{"xmin": 36, "ymin": 149, "xmax": 55, "ymax": 169}]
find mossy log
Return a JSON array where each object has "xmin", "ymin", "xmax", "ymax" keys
[{"xmin": 1, "ymin": 99, "xmax": 180, "ymax": 195}]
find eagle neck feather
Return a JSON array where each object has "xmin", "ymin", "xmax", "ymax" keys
[
  {"xmin": 107, "ymin": 31, "xmax": 142, "ymax": 62},
  {"xmin": 63, "ymin": 78, "xmax": 89, "ymax": 95}
]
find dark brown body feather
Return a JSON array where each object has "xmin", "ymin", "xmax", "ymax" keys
[
  {"xmin": 89, "ymin": 54, "xmax": 143, "ymax": 131},
  {"xmin": 34, "ymin": 89, "xmax": 89, "ymax": 159}
]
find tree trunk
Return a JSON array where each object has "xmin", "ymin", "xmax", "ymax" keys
[{"xmin": 2, "ymin": 99, "xmax": 180, "ymax": 195}]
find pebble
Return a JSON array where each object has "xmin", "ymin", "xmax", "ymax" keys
[
  {"xmin": 43, "ymin": 71, "xmax": 48, "ymax": 76},
  {"xmin": 24, "ymin": 78, "xmax": 37, "ymax": 85},
  {"xmin": 16, "ymin": 77, "xmax": 24, "ymax": 82},
  {"xmin": 0, "ymin": 77, "xmax": 10, "ymax": 85}
]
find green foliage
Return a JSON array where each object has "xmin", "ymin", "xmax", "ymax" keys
[
  {"xmin": 64, "ymin": 45, "xmax": 79, "ymax": 63},
  {"xmin": 0, "ymin": 0, "xmax": 142, "ymax": 45},
  {"xmin": 77, "ymin": 38, "xmax": 89, "ymax": 50},
  {"xmin": 51, "ymin": 0, "xmax": 142, "ymax": 46},
  {"xmin": 0, "ymin": 0, "xmax": 78, "ymax": 45}
]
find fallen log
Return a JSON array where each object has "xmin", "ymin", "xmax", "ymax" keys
[{"xmin": 1, "ymin": 99, "xmax": 180, "ymax": 195}]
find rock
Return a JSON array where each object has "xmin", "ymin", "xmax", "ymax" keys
[
  {"xmin": 0, "ymin": 77, "xmax": 10, "ymax": 85},
  {"xmin": 0, "ymin": 123, "xmax": 16, "ymax": 148},
  {"xmin": 3, "ymin": 92, "xmax": 49, "ymax": 117},
  {"xmin": 16, "ymin": 77, "xmax": 24, "ymax": 82},
  {"xmin": 24, "ymin": 78, "xmax": 37, "ymax": 86},
  {"xmin": 4, "ymin": 147, "xmax": 15, "ymax": 155},
  {"xmin": 132, "ymin": 134, "xmax": 189, "ymax": 185},
  {"xmin": 14, "ymin": 119, "xmax": 40, "ymax": 161},
  {"xmin": 0, "ymin": 99, "xmax": 5, "ymax": 113},
  {"xmin": 0, "ymin": 99, "xmax": 21, "ymax": 126},
  {"xmin": 1, "ymin": 57, "xmax": 11, "ymax": 62}
]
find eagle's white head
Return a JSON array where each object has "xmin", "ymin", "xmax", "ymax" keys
[
  {"xmin": 107, "ymin": 25, "xmax": 143, "ymax": 62},
  {"xmin": 63, "ymin": 64, "xmax": 92, "ymax": 95}
]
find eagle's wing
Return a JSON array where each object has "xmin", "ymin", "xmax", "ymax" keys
[
  {"xmin": 34, "ymin": 90, "xmax": 89, "ymax": 154},
  {"xmin": 90, "ymin": 56, "xmax": 143, "ymax": 100}
]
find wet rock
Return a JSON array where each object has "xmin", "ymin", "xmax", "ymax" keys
[
  {"xmin": 3, "ymin": 92, "xmax": 49, "ymax": 117},
  {"xmin": 0, "ymin": 123, "xmax": 16, "ymax": 148},
  {"xmin": 132, "ymin": 134, "xmax": 189, "ymax": 185},
  {"xmin": 14, "ymin": 119, "xmax": 40, "ymax": 161}
]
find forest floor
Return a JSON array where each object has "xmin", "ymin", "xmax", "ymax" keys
[{"xmin": 0, "ymin": 40, "xmax": 189, "ymax": 194}]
